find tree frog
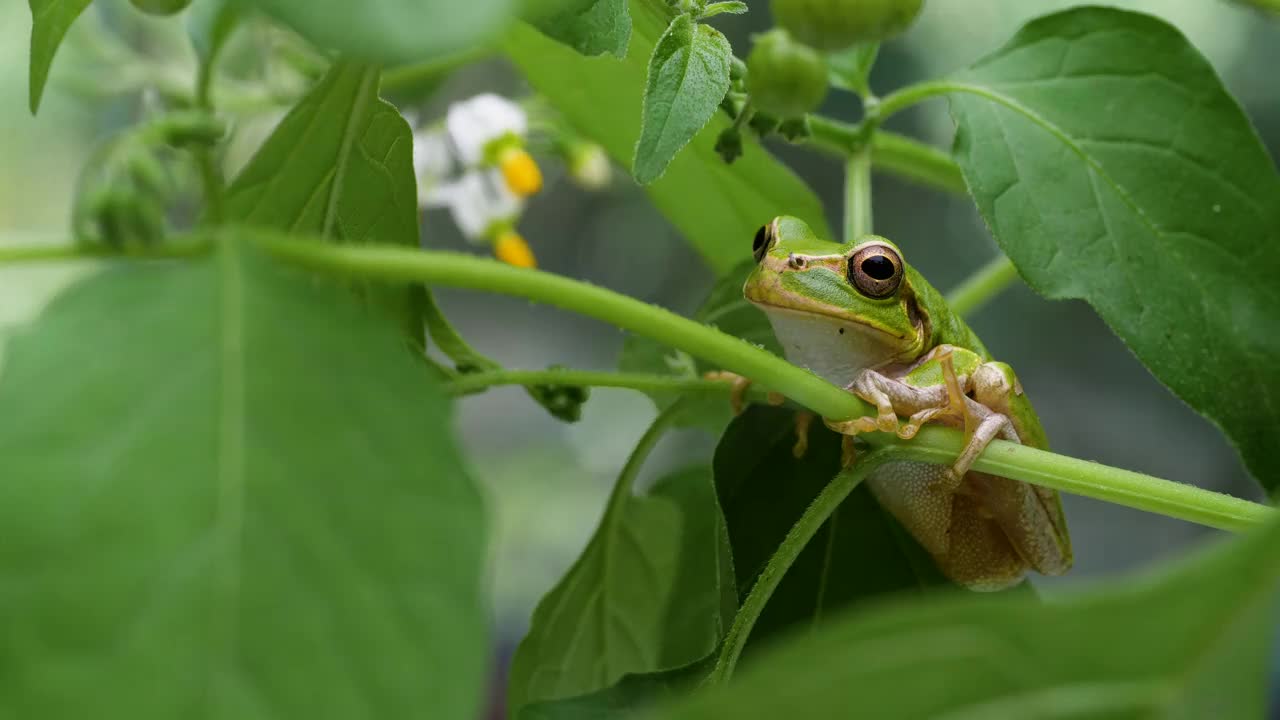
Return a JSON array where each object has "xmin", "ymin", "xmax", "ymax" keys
[{"xmin": 743, "ymin": 216, "xmax": 1071, "ymax": 590}]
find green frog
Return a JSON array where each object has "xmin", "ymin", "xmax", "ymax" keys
[{"xmin": 742, "ymin": 216, "xmax": 1071, "ymax": 590}]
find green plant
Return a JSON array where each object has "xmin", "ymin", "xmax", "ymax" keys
[{"xmin": 6, "ymin": 0, "xmax": 1279, "ymax": 718}]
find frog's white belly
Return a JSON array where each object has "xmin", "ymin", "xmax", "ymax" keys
[{"xmin": 762, "ymin": 308, "xmax": 900, "ymax": 387}]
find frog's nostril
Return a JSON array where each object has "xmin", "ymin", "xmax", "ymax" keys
[{"xmin": 788, "ymin": 254, "xmax": 807, "ymax": 269}]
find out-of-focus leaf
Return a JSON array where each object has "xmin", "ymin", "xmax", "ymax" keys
[
  {"xmin": 27, "ymin": 0, "xmax": 93, "ymax": 113},
  {"xmin": 0, "ymin": 239, "xmax": 487, "ymax": 719},
  {"xmin": 530, "ymin": 0, "xmax": 631, "ymax": 57},
  {"xmin": 648, "ymin": 506, "xmax": 1280, "ymax": 718},
  {"xmin": 242, "ymin": 0, "xmax": 512, "ymax": 65},
  {"xmin": 947, "ymin": 7, "xmax": 1280, "ymax": 488},
  {"xmin": 506, "ymin": 0, "xmax": 830, "ymax": 276},
  {"xmin": 507, "ymin": 466, "xmax": 734, "ymax": 716},
  {"xmin": 633, "ymin": 14, "xmax": 731, "ymax": 184},
  {"xmin": 713, "ymin": 406, "xmax": 952, "ymax": 653},
  {"xmin": 225, "ymin": 61, "xmax": 423, "ymax": 333},
  {"xmin": 187, "ymin": 0, "xmax": 243, "ymax": 65},
  {"xmin": 520, "ymin": 654, "xmax": 715, "ymax": 720}
]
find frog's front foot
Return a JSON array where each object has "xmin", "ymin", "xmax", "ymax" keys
[
  {"xmin": 704, "ymin": 370, "xmax": 784, "ymax": 415},
  {"xmin": 846, "ymin": 369, "xmax": 907, "ymax": 434}
]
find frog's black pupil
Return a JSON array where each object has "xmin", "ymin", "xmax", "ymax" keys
[
  {"xmin": 753, "ymin": 226, "xmax": 767, "ymax": 251},
  {"xmin": 861, "ymin": 255, "xmax": 895, "ymax": 280}
]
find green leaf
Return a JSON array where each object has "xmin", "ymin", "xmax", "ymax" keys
[
  {"xmin": 945, "ymin": 7, "xmax": 1280, "ymax": 489},
  {"xmin": 507, "ymin": 465, "xmax": 735, "ymax": 715},
  {"xmin": 0, "ymin": 239, "xmax": 487, "ymax": 718},
  {"xmin": 27, "ymin": 0, "xmax": 93, "ymax": 113},
  {"xmin": 225, "ymin": 61, "xmax": 423, "ymax": 332},
  {"xmin": 698, "ymin": 1, "xmax": 746, "ymax": 19},
  {"xmin": 713, "ymin": 406, "xmax": 952, "ymax": 653},
  {"xmin": 827, "ymin": 43, "xmax": 878, "ymax": 95},
  {"xmin": 507, "ymin": 0, "xmax": 830, "ymax": 275},
  {"xmin": 242, "ymin": 0, "xmax": 511, "ymax": 65},
  {"xmin": 187, "ymin": 0, "xmax": 243, "ymax": 65},
  {"xmin": 633, "ymin": 14, "xmax": 732, "ymax": 184},
  {"xmin": 530, "ymin": 0, "xmax": 632, "ymax": 57},
  {"xmin": 520, "ymin": 654, "xmax": 715, "ymax": 720},
  {"xmin": 648, "ymin": 509, "xmax": 1280, "ymax": 718},
  {"xmin": 618, "ymin": 259, "xmax": 780, "ymax": 432}
]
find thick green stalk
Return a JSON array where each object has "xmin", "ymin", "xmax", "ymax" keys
[
  {"xmin": 870, "ymin": 132, "xmax": 967, "ymax": 195},
  {"xmin": 844, "ymin": 146, "xmax": 874, "ymax": 242},
  {"xmin": 2, "ymin": 238, "xmax": 1272, "ymax": 531}
]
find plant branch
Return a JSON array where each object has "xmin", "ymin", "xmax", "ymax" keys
[
  {"xmin": 877, "ymin": 80, "xmax": 970, "ymax": 121},
  {"xmin": 844, "ymin": 145, "xmax": 874, "ymax": 242},
  {"xmin": 870, "ymin": 132, "xmax": 967, "ymax": 194},
  {"xmin": 3, "ymin": 237, "xmax": 1271, "ymax": 532},
  {"xmin": 708, "ymin": 448, "xmax": 896, "ymax": 685},
  {"xmin": 447, "ymin": 367, "xmax": 762, "ymax": 398},
  {"xmin": 804, "ymin": 121, "xmax": 966, "ymax": 196},
  {"xmin": 946, "ymin": 255, "xmax": 1020, "ymax": 317}
]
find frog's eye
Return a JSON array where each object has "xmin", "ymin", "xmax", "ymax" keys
[
  {"xmin": 847, "ymin": 243, "xmax": 903, "ymax": 298},
  {"xmin": 752, "ymin": 224, "xmax": 774, "ymax": 263}
]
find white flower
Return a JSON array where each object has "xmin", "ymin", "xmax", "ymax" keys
[
  {"xmin": 445, "ymin": 93, "xmax": 529, "ymax": 166},
  {"xmin": 426, "ymin": 169, "xmax": 523, "ymax": 242}
]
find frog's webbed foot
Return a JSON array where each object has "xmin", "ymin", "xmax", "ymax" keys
[
  {"xmin": 792, "ymin": 410, "xmax": 814, "ymax": 458},
  {"xmin": 704, "ymin": 370, "xmax": 784, "ymax": 415}
]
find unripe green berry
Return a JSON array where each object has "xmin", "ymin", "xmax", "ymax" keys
[
  {"xmin": 747, "ymin": 29, "xmax": 828, "ymax": 119},
  {"xmin": 129, "ymin": 0, "xmax": 193, "ymax": 16},
  {"xmin": 771, "ymin": 0, "xmax": 924, "ymax": 52}
]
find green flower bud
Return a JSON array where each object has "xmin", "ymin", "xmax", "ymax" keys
[
  {"xmin": 747, "ymin": 29, "xmax": 828, "ymax": 119},
  {"xmin": 771, "ymin": 0, "xmax": 924, "ymax": 52}
]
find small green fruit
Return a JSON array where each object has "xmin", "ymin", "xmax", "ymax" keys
[
  {"xmin": 747, "ymin": 29, "xmax": 828, "ymax": 119},
  {"xmin": 771, "ymin": 0, "xmax": 924, "ymax": 52},
  {"xmin": 129, "ymin": 0, "xmax": 193, "ymax": 16}
]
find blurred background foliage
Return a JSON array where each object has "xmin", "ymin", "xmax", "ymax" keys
[{"xmin": 2, "ymin": 0, "xmax": 1277, "ymax": 695}]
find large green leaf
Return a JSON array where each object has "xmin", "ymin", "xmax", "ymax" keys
[
  {"xmin": 619, "ymin": 259, "xmax": 781, "ymax": 432},
  {"xmin": 506, "ymin": 0, "xmax": 830, "ymax": 276},
  {"xmin": 507, "ymin": 466, "xmax": 735, "ymax": 716},
  {"xmin": 632, "ymin": 14, "xmax": 731, "ymax": 184},
  {"xmin": 225, "ymin": 61, "xmax": 423, "ymax": 332},
  {"xmin": 0, "ymin": 239, "xmax": 486, "ymax": 718},
  {"xmin": 242, "ymin": 0, "xmax": 511, "ymax": 65},
  {"xmin": 946, "ymin": 7, "xmax": 1280, "ymax": 489},
  {"xmin": 713, "ymin": 406, "xmax": 951, "ymax": 653},
  {"xmin": 27, "ymin": 0, "xmax": 93, "ymax": 113},
  {"xmin": 648, "ymin": 510, "xmax": 1280, "ymax": 718}
]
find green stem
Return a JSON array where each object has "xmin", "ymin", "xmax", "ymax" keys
[
  {"xmin": 877, "ymin": 80, "xmax": 968, "ymax": 122},
  {"xmin": 895, "ymin": 424, "xmax": 1270, "ymax": 532},
  {"xmin": 3, "ymin": 238, "xmax": 1273, "ymax": 532},
  {"xmin": 803, "ymin": 123, "xmax": 967, "ymax": 196},
  {"xmin": 946, "ymin": 255, "xmax": 1020, "ymax": 317},
  {"xmin": 446, "ymin": 367, "xmax": 765, "ymax": 399},
  {"xmin": 804, "ymin": 115, "xmax": 860, "ymax": 154},
  {"xmin": 708, "ymin": 448, "xmax": 896, "ymax": 685},
  {"xmin": 844, "ymin": 146, "xmax": 874, "ymax": 242},
  {"xmin": 870, "ymin": 132, "xmax": 967, "ymax": 195},
  {"xmin": 421, "ymin": 290, "xmax": 499, "ymax": 372},
  {"xmin": 255, "ymin": 236, "xmax": 866, "ymax": 420},
  {"xmin": 607, "ymin": 398, "xmax": 691, "ymax": 514}
]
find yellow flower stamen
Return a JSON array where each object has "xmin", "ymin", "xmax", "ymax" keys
[
  {"xmin": 498, "ymin": 146, "xmax": 543, "ymax": 197},
  {"xmin": 493, "ymin": 230, "xmax": 537, "ymax": 268}
]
